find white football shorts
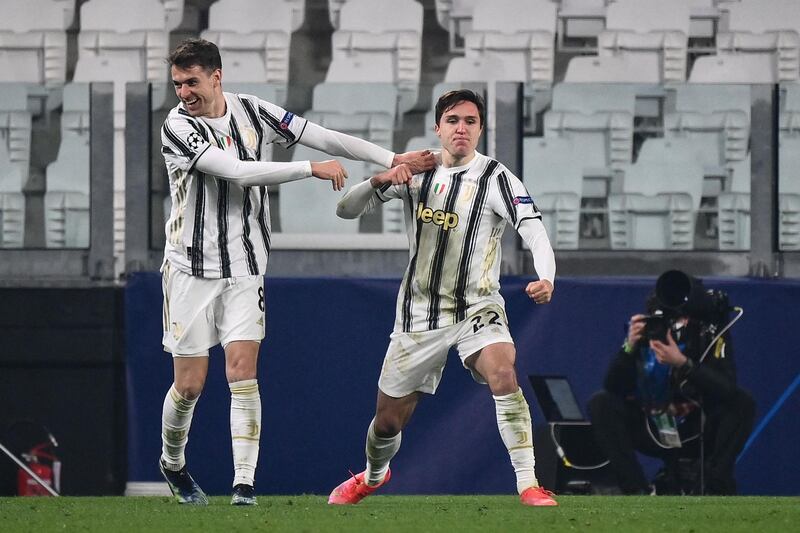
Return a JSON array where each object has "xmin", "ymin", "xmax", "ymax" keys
[
  {"xmin": 161, "ymin": 263, "xmax": 266, "ymax": 356},
  {"xmin": 378, "ymin": 303, "xmax": 514, "ymax": 397}
]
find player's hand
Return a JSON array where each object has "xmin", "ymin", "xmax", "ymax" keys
[
  {"xmin": 392, "ymin": 150, "xmax": 437, "ymax": 174},
  {"xmin": 311, "ymin": 160, "xmax": 348, "ymax": 191},
  {"xmin": 525, "ymin": 279, "xmax": 553, "ymax": 304},
  {"xmin": 370, "ymin": 164, "xmax": 412, "ymax": 187}
]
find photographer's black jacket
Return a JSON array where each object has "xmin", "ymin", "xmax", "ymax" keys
[{"xmin": 604, "ymin": 331, "xmax": 740, "ymax": 408}]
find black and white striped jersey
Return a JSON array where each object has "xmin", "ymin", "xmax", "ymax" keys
[
  {"xmin": 377, "ymin": 152, "xmax": 547, "ymax": 333},
  {"xmin": 160, "ymin": 92, "xmax": 307, "ymax": 278}
]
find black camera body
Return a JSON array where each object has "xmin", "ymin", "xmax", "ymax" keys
[
  {"xmin": 702, "ymin": 289, "xmax": 732, "ymax": 329},
  {"xmin": 642, "ymin": 314, "xmax": 672, "ymax": 342},
  {"xmin": 642, "ymin": 270, "xmax": 733, "ymax": 342}
]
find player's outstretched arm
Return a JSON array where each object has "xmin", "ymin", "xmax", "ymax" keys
[
  {"xmin": 337, "ymin": 164, "xmax": 412, "ymax": 219},
  {"xmin": 299, "ymin": 122, "xmax": 395, "ymax": 168},
  {"xmin": 194, "ymin": 146, "xmax": 347, "ymax": 190},
  {"xmin": 310, "ymin": 160, "xmax": 348, "ymax": 191},
  {"xmin": 195, "ymin": 145, "xmax": 314, "ymax": 186},
  {"xmin": 391, "ymin": 150, "xmax": 437, "ymax": 175}
]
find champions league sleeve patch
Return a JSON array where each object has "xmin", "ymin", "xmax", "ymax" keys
[
  {"xmin": 186, "ymin": 132, "xmax": 204, "ymax": 151},
  {"xmin": 279, "ymin": 112, "xmax": 295, "ymax": 130},
  {"xmin": 513, "ymin": 195, "xmax": 540, "ymax": 213}
]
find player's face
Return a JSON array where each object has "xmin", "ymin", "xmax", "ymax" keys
[
  {"xmin": 171, "ymin": 64, "xmax": 223, "ymax": 118},
  {"xmin": 435, "ymin": 100, "xmax": 483, "ymax": 162}
]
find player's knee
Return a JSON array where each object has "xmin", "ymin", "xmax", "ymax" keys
[
  {"xmin": 485, "ymin": 365, "xmax": 518, "ymax": 394},
  {"xmin": 225, "ymin": 359, "xmax": 257, "ymax": 382},
  {"xmin": 174, "ymin": 381, "xmax": 203, "ymax": 400},
  {"xmin": 373, "ymin": 417, "xmax": 403, "ymax": 438}
]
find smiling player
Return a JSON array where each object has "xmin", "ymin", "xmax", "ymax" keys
[{"xmin": 157, "ymin": 38, "xmax": 435, "ymax": 507}]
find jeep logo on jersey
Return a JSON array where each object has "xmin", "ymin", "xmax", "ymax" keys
[{"xmin": 416, "ymin": 203, "xmax": 459, "ymax": 231}]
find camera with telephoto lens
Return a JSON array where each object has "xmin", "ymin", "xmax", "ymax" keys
[{"xmin": 641, "ymin": 270, "xmax": 733, "ymax": 342}]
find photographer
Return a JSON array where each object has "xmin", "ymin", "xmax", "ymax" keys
[{"xmin": 587, "ymin": 271, "xmax": 755, "ymax": 495}]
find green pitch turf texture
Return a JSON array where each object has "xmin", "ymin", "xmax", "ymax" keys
[{"xmin": 1, "ymin": 495, "xmax": 798, "ymax": 532}]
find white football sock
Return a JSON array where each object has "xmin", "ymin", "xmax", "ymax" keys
[
  {"xmin": 160, "ymin": 384, "xmax": 198, "ymax": 471},
  {"xmin": 494, "ymin": 387, "xmax": 539, "ymax": 493},
  {"xmin": 365, "ymin": 419, "xmax": 401, "ymax": 486},
  {"xmin": 230, "ymin": 379, "xmax": 261, "ymax": 487}
]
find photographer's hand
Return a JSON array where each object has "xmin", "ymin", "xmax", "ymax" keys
[
  {"xmin": 627, "ymin": 314, "xmax": 647, "ymax": 349},
  {"xmin": 650, "ymin": 329, "xmax": 689, "ymax": 367}
]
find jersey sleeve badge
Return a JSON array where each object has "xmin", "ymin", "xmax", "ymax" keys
[{"xmin": 186, "ymin": 132, "xmax": 204, "ymax": 151}]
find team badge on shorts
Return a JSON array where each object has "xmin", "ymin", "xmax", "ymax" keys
[{"xmin": 186, "ymin": 132, "xmax": 203, "ymax": 150}]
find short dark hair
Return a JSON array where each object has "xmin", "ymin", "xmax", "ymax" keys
[
  {"xmin": 435, "ymin": 90, "xmax": 485, "ymax": 128},
  {"xmin": 167, "ymin": 38, "xmax": 222, "ymax": 73}
]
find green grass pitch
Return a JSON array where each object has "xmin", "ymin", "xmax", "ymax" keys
[{"xmin": 1, "ymin": 495, "xmax": 798, "ymax": 532}]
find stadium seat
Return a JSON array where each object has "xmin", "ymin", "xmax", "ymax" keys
[
  {"xmin": 680, "ymin": 0, "xmax": 719, "ymax": 41},
  {"xmin": 74, "ymin": 0, "xmax": 171, "ymax": 268},
  {"xmin": 557, "ymin": 0, "xmax": 607, "ymax": 51},
  {"xmin": 73, "ymin": 0, "xmax": 171, "ymax": 124},
  {"xmin": 444, "ymin": 54, "xmax": 520, "ymax": 84},
  {"xmin": 328, "ymin": 0, "xmax": 347, "ymax": 29},
  {"xmin": 779, "ymin": 81, "xmax": 800, "ymax": 249},
  {"xmin": 543, "ymin": 83, "xmax": 637, "ymax": 184},
  {"xmin": 202, "ymin": 0, "xmax": 294, "ymax": 86},
  {"xmin": 609, "ymin": 139, "xmax": 704, "ymax": 249},
  {"xmin": 717, "ymin": 155, "xmax": 751, "ymax": 250},
  {"xmin": 300, "ymin": 81, "xmax": 397, "ymax": 233},
  {"xmin": 463, "ymin": 0, "xmax": 558, "ymax": 86},
  {"xmin": 75, "ymin": 0, "xmax": 168, "ymax": 84},
  {"xmin": 779, "ymin": 136, "xmax": 800, "ymax": 250},
  {"xmin": 303, "ymin": 82, "xmax": 397, "ymax": 167},
  {"xmin": 161, "ymin": 0, "xmax": 185, "ymax": 30},
  {"xmin": 664, "ymin": 84, "xmax": 750, "ymax": 190},
  {"xmin": 779, "ymin": 82, "xmax": 800, "ymax": 137},
  {"xmin": 284, "ymin": 0, "xmax": 306, "ymax": 32},
  {"xmin": 0, "ymin": 138, "xmax": 25, "ymax": 248},
  {"xmin": 631, "ymin": 138, "xmax": 704, "ymax": 206},
  {"xmin": 0, "ymin": 84, "xmax": 32, "ymax": 186},
  {"xmin": 45, "ymin": 84, "xmax": 91, "ymax": 248},
  {"xmin": 714, "ymin": 0, "xmax": 800, "ymax": 83},
  {"xmin": 564, "ymin": 55, "xmax": 662, "ymax": 83},
  {"xmin": 328, "ymin": 0, "xmax": 423, "ymax": 114},
  {"xmin": 0, "ymin": 0, "xmax": 74, "ymax": 86},
  {"xmin": 0, "ymin": 85, "xmax": 28, "ymax": 248},
  {"xmin": 324, "ymin": 55, "xmax": 395, "ymax": 88},
  {"xmin": 598, "ymin": 0, "xmax": 690, "ymax": 82},
  {"xmin": 434, "ymin": 0, "xmax": 479, "ymax": 51},
  {"xmin": 281, "ymin": 145, "xmax": 365, "ymax": 234},
  {"xmin": 522, "ymin": 136, "xmax": 583, "ymax": 249},
  {"xmin": 688, "ymin": 54, "xmax": 778, "ymax": 83}
]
